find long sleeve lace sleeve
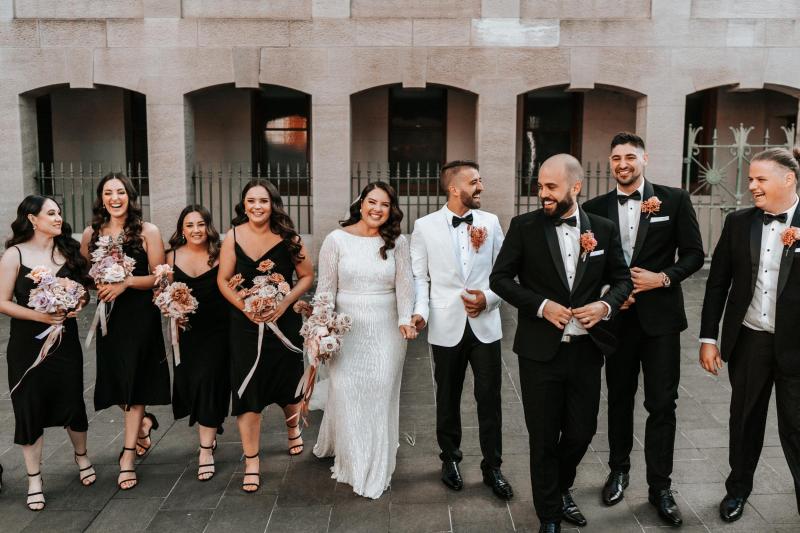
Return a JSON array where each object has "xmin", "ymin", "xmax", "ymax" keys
[
  {"xmin": 316, "ymin": 232, "xmax": 339, "ymax": 299},
  {"xmin": 394, "ymin": 235, "xmax": 415, "ymax": 327}
]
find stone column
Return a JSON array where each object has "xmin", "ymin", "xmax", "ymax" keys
[
  {"xmin": 0, "ymin": 90, "xmax": 39, "ymax": 231},
  {"xmin": 475, "ymin": 82, "xmax": 518, "ymax": 230},
  {"xmin": 636, "ymin": 91, "xmax": 686, "ymax": 188},
  {"xmin": 145, "ymin": 88, "xmax": 194, "ymax": 239}
]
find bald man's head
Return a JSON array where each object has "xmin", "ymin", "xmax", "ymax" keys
[
  {"xmin": 540, "ymin": 154, "xmax": 584, "ymax": 187},
  {"xmin": 537, "ymin": 153, "xmax": 583, "ymax": 218}
]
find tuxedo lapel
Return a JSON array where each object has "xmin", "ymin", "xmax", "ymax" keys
[
  {"xmin": 749, "ymin": 210, "xmax": 762, "ymax": 294},
  {"xmin": 630, "ymin": 179, "xmax": 654, "ymax": 265},
  {"xmin": 572, "ymin": 208, "xmax": 591, "ymax": 293},
  {"xmin": 543, "ymin": 218, "xmax": 570, "ymax": 291},
  {"xmin": 463, "ymin": 212, "xmax": 480, "ymax": 282},
  {"xmin": 606, "ymin": 190, "xmax": 621, "ymax": 230},
  {"xmin": 435, "ymin": 209, "xmax": 465, "ymax": 284},
  {"xmin": 777, "ymin": 207, "xmax": 800, "ymax": 297}
]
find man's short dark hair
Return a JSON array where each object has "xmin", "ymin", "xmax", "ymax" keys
[
  {"xmin": 440, "ymin": 160, "xmax": 479, "ymax": 193},
  {"xmin": 610, "ymin": 132, "xmax": 646, "ymax": 151}
]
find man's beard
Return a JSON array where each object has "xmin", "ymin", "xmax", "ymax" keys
[
  {"xmin": 460, "ymin": 190, "xmax": 480, "ymax": 209},
  {"xmin": 542, "ymin": 195, "xmax": 575, "ymax": 219},
  {"xmin": 614, "ymin": 169, "xmax": 641, "ymax": 187}
]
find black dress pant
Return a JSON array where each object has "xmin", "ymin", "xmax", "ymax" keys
[
  {"xmin": 605, "ymin": 309, "xmax": 680, "ymax": 492},
  {"xmin": 519, "ymin": 337, "xmax": 603, "ymax": 522},
  {"xmin": 431, "ymin": 322, "xmax": 502, "ymax": 470}
]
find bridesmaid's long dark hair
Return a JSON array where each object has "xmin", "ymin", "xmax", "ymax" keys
[
  {"xmin": 6, "ymin": 195, "xmax": 88, "ymax": 280},
  {"xmin": 89, "ymin": 172, "xmax": 144, "ymax": 252},
  {"xmin": 168, "ymin": 205, "xmax": 221, "ymax": 267},
  {"xmin": 340, "ymin": 181, "xmax": 403, "ymax": 260},
  {"xmin": 231, "ymin": 179, "xmax": 304, "ymax": 263}
]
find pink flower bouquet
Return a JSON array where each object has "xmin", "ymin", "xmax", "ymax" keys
[
  {"xmin": 85, "ymin": 234, "xmax": 135, "ymax": 347},
  {"xmin": 153, "ymin": 264, "xmax": 198, "ymax": 365}
]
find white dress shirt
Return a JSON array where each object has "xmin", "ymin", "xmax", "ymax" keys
[
  {"xmin": 700, "ymin": 196, "xmax": 798, "ymax": 344},
  {"xmin": 443, "ymin": 205, "xmax": 473, "ymax": 281},
  {"xmin": 617, "ymin": 180, "xmax": 645, "ymax": 265}
]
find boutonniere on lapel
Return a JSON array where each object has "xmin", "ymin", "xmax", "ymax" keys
[
  {"xmin": 580, "ymin": 230, "xmax": 597, "ymax": 262},
  {"xmin": 469, "ymin": 225, "xmax": 488, "ymax": 252},
  {"xmin": 640, "ymin": 196, "xmax": 662, "ymax": 218},
  {"xmin": 781, "ymin": 226, "xmax": 800, "ymax": 256}
]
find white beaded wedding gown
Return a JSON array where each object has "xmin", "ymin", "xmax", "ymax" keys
[{"xmin": 313, "ymin": 229, "xmax": 414, "ymax": 499}]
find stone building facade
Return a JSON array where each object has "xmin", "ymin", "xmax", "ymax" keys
[{"xmin": 1, "ymin": 0, "xmax": 799, "ymax": 254}]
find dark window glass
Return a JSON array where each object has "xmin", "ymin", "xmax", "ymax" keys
[
  {"xmin": 521, "ymin": 90, "xmax": 582, "ymax": 177},
  {"xmin": 252, "ymin": 86, "xmax": 310, "ymax": 170},
  {"xmin": 388, "ymin": 86, "xmax": 446, "ymax": 177}
]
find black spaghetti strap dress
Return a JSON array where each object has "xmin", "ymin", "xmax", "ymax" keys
[
  {"xmin": 229, "ymin": 228, "xmax": 304, "ymax": 415},
  {"xmin": 171, "ymin": 251, "xmax": 231, "ymax": 431},
  {"xmin": 93, "ymin": 242, "xmax": 171, "ymax": 410},
  {"xmin": 6, "ymin": 248, "xmax": 89, "ymax": 445}
]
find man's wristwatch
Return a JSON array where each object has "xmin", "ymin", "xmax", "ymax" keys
[{"xmin": 661, "ymin": 272, "xmax": 671, "ymax": 288}]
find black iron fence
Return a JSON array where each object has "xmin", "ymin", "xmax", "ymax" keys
[
  {"xmin": 36, "ymin": 162, "xmax": 150, "ymax": 232},
  {"xmin": 192, "ymin": 162, "xmax": 312, "ymax": 234},
  {"xmin": 516, "ymin": 160, "xmax": 614, "ymax": 214}
]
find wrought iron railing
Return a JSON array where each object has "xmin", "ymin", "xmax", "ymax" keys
[
  {"xmin": 516, "ymin": 160, "xmax": 614, "ymax": 215},
  {"xmin": 351, "ymin": 162, "xmax": 445, "ymax": 234},
  {"xmin": 35, "ymin": 162, "xmax": 150, "ymax": 232},
  {"xmin": 192, "ymin": 162, "xmax": 312, "ymax": 234}
]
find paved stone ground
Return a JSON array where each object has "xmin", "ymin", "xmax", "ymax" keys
[{"xmin": 0, "ymin": 270, "xmax": 798, "ymax": 532}]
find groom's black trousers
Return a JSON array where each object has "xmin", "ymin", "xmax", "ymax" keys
[
  {"xmin": 519, "ymin": 337, "xmax": 602, "ymax": 523},
  {"xmin": 431, "ymin": 323, "xmax": 502, "ymax": 470}
]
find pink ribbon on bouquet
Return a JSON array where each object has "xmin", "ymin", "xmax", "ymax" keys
[
  {"xmin": 10, "ymin": 324, "xmax": 64, "ymax": 395},
  {"xmin": 170, "ymin": 317, "xmax": 181, "ymax": 366},
  {"xmin": 237, "ymin": 322, "xmax": 302, "ymax": 398},
  {"xmin": 84, "ymin": 300, "xmax": 111, "ymax": 348}
]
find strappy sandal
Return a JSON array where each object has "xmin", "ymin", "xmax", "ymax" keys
[
  {"xmin": 0, "ymin": 463, "xmax": 4, "ymax": 492},
  {"xmin": 26, "ymin": 471, "xmax": 45, "ymax": 511},
  {"xmin": 118, "ymin": 447, "xmax": 138, "ymax": 490},
  {"xmin": 286, "ymin": 421, "xmax": 304, "ymax": 456},
  {"xmin": 136, "ymin": 412, "xmax": 159, "ymax": 457},
  {"xmin": 197, "ymin": 441, "xmax": 217, "ymax": 482},
  {"xmin": 241, "ymin": 453, "xmax": 261, "ymax": 493},
  {"xmin": 74, "ymin": 450, "xmax": 96, "ymax": 487}
]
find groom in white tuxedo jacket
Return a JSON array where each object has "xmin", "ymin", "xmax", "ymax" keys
[{"xmin": 410, "ymin": 160, "xmax": 513, "ymax": 501}]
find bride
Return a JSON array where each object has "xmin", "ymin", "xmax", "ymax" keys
[{"xmin": 313, "ymin": 181, "xmax": 416, "ymax": 499}]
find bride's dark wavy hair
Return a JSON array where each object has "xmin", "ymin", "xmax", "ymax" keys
[
  {"xmin": 340, "ymin": 181, "xmax": 403, "ymax": 260},
  {"xmin": 231, "ymin": 179, "xmax": 304, "ymax": 263},
  {"xmin": 89, "ymin": 173, "xmax": 144, "ymax": 252},
  {"xmin": 167, "ymin": 204, "xmax": 221, "ymax": 267},
  {"xmin": 5, "ymin": 195, "xmax": 88, "ymax": 281}
]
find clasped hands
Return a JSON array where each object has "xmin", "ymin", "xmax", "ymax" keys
[
  {"xmin": 409, "ymin": 289, "xmax": 488, "ymax": 333},
  {"xmin": 542, "ymin": 300, "xmax": 607, "ymax": 330}
]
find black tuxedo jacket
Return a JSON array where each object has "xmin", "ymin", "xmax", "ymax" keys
[
  {"xmin": 490, "ymin": 207, "xmax": 632, "ymax": 362},
  {"xmin": 700, "ymin": 207, "xmax": 800, "ymax": 371},
  {"xmin": 583, "ymin": 180, "xmax": 704, "ymax": 336}
]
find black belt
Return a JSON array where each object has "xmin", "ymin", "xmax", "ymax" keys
[{"xmin": 561, "ymin": 334, "xmax": 591, "ymax": 344}]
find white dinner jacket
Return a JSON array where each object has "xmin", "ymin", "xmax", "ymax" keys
[{"xmin": 410, "ymin": 207, "xmax": 504, "ymax": 347}]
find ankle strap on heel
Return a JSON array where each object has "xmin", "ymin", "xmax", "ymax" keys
[{"xmin": 244, "ymin": 453, "xmax": 258, "ymax": 459}]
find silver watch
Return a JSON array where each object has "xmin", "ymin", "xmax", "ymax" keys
[{"xmin": 661, "ymin": 273, "xmax": 671, "ymax": 288}]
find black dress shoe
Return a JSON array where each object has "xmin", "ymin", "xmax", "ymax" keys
[
  {"xmin": 649, "ymin": 489, "xmax": 683, "ymax": 527},
  {"xmin": 561, "ymin": 490, "xmax": 587, "ymax": 527},
  {"xmin": 482, "ymin": 468, "xmax": 514, "ymax": 500},
  {"xmin": 538, "ymin": 521, "xmax": 561, "ymax": 533},
  {"xmin": 719, "ymin": 494, "xmax": 746, "ymax": 522},
  {"xmin": 441, "ymin": 461, "xmax": 463, "ymax": 491},
  {"xmin": 602, "ymin": 471, "xmax": 629, "ymax": 506}
]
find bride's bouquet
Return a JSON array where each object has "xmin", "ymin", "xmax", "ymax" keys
[
  {"xmin": 293, "ymin": 291, "xmax": 353, "ymax": 423},
  {"xmin": 85, "ymin": 234, "xmax": 135, "ymax": 347},
  {"xmin": 229, "ymin": 260, "xmax": 302, "ymax": 398},
  {"xmin": 11, "ymin": 266, "xmax": 86, "ymax": 394},
  {"xmin": 153, "ymin": 264, "xmax": 198, "ymax": 366}
]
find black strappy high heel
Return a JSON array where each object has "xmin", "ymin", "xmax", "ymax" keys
[
  {"xmin": 0, "ymin": 463, "xmax": 4, "ymax": 492},
  {"xmin": 74, "ymin": 450, "xmax": 96, "ymax": 486},
  {"xmin": 118, "ymin": 447, "xmax": 138, "ymax": 490},
  {"xmin": 26, "ymin": 471, "xmax": 45, "ymax": 511},
  {"xmin": 286, "ymin": 420, "xmax": 304, "ymax": 456},
  {"xmin": 136, "ymin": 412, "xmax": 159, "ymax": 457},
  {"xmin": 241, "ymin": 453, "xmax": 261, "ymax": 493},
  {"xmin": 197, "ymin": 441, "xmax": 217, "ymax": 482}
]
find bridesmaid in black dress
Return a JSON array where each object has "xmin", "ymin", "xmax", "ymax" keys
[
  {"xmin": 165, "ymin": 205, "xmax": 230, "ymax": 481},
  {"xmin": 0, "ymin": 196, "xmax": 95, "ymax": 511},
  {"xmin": 217, "ymin": 179, "xmax": 313, "ymax": 493},
  {"xmin": 79, "ymin": 173, "xmax": 170, "ymax": 491}
]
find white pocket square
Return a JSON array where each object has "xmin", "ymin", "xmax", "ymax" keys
[
  {"xmin": 795, "ymin": 248, "xmax": 800, "ymax": 253},
  {"xmin": 589, "ymin": 249, "xmax": 605, "ymax": 257},
  {"xmin": 650, "ymin": 216, "xmax": 670, "ymax": 223}
]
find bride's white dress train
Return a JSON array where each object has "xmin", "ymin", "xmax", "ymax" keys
[{"xmin": 312, "ymin": 229, "xmax": 414, "ymax": 499}]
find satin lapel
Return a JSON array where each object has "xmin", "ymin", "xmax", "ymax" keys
[
  {"xmin": 463, "ymin": 212, "xmax": 479, "ymax": 282},
  {"xmin": 777, "ymin": 208, "xmax": 800, "ymax": 297},
  {"xmin": 544, "ymin": 218, "xmax": 570, "ymax": 291},
  {"xmin": 629, "ymin": 179, "xmax": 654, "ymax": 265},
  {"xmin": 606, "ymin": 190, "xmax": 621, "ymax": 230},
  {"xmin": 749, "ymin": 209, "xmax": 762, "ymax": 293},
  {"xmin": 436, "ymin": 209, "xmax": 465, "ymax": 284},
  {"xmin": 572, "ymin": 208, "xmax": 591, "ymax": 293}
]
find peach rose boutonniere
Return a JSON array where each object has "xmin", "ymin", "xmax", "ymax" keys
[
  {"xmin": 580, "ymin": 230, "xmax": 598, "ymax": 262},
  {"xmin": 641, "ymin": 196, "xmax": 662, "ymax": 218},
  {"xmin": 469, "ymin": 225, "xmax": 488, "ymax": 252},
  {"xmin": 782, "ymin": 226, "xmax": 800, "ymax": 256}
]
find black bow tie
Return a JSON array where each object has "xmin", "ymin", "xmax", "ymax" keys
[
  {"xmin": 617, "ymin": 191, "xmax": 642, "ymax": 205},
  {"xmin": 553, "ymin": 216, "xmax": 577, "ymax": 227},
  {"xmin": 763, "ymin": 212, "xmax": 788, "ymax": 225},
  {"xmin": 452, "ymin": 213, "xmax": 473, "ymax": 228}
]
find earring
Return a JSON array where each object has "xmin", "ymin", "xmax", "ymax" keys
[
  {"xmin": 32, "ymin": 224, "xmax": 37, "ymax": 230},
  {"xmin": 181, "ymin": 234, "xmax": 187, "ymax": 244}
]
